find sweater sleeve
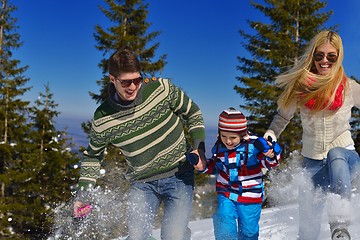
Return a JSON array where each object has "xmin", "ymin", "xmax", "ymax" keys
[
  {"xmin": 77, "ymin": 119, "xmax": 107, "ymax": 191},
  {"xmin": 267, "ymin": 99, "xmax": 297, "ymax": 139},
  {"xmin": 351, "ymin": 79, "xmax": 360, "ymax": 108},
  {"xmin": 167, "ymin": 79, "xmax": 206, "ymax": 150}
]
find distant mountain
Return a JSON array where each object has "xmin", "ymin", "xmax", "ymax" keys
[{"xmin": 55, "ymin": 116, "xmax": 89, "ymax": 153}]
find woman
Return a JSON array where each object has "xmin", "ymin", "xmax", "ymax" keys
[{"xmin": 264, "ymin": 30, "xmax": 360, "ymax": 240}]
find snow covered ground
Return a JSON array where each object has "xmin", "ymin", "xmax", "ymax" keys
[
  {"xmin": 151, "ymin": 151, "xmax": 360, "ymax": 240},
  {"xmin": 54, "ymin": 193, "xmax": 360, "ymax": 240},
  {"xmin": 152, "ymin": 203, "xmax": 360, "ymax": 240},
  {"xmin": 52, "ymin": 151, "xmax": 360, "ymax": 240}
]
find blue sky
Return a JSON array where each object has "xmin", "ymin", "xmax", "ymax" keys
[{"xmin": 11, "ymin": 0, "xmax": 360, "ymax": 131}]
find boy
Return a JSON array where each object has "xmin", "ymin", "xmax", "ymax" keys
[{"xmin": 189, "ymin": 107, "xmax": 281, "ymax": 240}]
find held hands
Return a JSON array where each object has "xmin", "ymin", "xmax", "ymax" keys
[
  {"xmin": 187, "ymin": 149, "xmax": 206, "ymax": 171},
  {"xmin": 254, "ymin": 136, "xmax": 282, "ymax": 158},
  {"xmin": 264, "ymin": 130, "xmax": 277, "ymax": 142},
  {"xmin": 187, "ymin": 153, "xmax": 199, "ymax": 165}
]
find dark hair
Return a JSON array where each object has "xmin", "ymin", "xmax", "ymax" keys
[{"xmin": 108, "ymin": 49, "xmax": 141, "ymax": 77}]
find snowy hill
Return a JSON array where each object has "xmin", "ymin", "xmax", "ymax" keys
[
  {"xmin": 52, "ymin": 151, "xmax": 360, "ymax": 240},
  {"xmin": 150, "ymin": 151, "xmax": 360, "ymax": 240},
  {"xmin": 151, "ymin": 203, "xmax": 360, "ymax": 240}
]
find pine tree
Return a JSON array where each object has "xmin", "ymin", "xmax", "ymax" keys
[
  {"xmin": 235, "ymin": 0, "xmax": 334, "ymax": 157},
  {"xmin": 29, "ymin": 83, "xmax": 80, "ymax": 204},
  {"xmin": 0, "ymin": 0, "xmax": 31, "ymax": 146},
  {"xmin": 0, "ymin": 0, "xmax": 32, "ymax": 238},
  {"xmin": 24, "ymin": 83, "xmax": 79, "ymax": 238},
  {"xmin": 0, "ymin": 84, "xmax": 80, "ymax": 239},
  {"xmin": 0, "ymin": 2, "xmax": 79, "ymax": 237}
]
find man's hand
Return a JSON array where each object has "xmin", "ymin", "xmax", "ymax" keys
[
  {"xmin": 73, "ymin": 201, "xmax": 92, "ymax": 218},
  {"xmin": 74, "ymin": 201, "xmax": 84, "ymax": 218},
  {"xmin": 188, "ymin": 149, "xmax": 206, "ymax": 171}
]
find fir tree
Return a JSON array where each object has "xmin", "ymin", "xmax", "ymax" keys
[
  {"xmin": 0, "ymin": 2, "xmax": 79, "ymax": 237},
  {"xmin": 0, "ymin": 0, "xmax": 31, "ymax": 146},
  {"xmin": 235, "ymin": 0, "xmax": 334, "ymax": 157},
  {"xmin": 25, "ymin": 83, "xmax": 79, "ymax": 239},
  {"xmin": 0, "ymin": 0, "xmax": 32, "ymax": 238}
]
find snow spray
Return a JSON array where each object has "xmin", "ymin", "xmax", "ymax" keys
[
  {"xmin": 49, "ymin": 187, "xmax": 129, "ymax": 239},
  {"xmin": 74, "ymin": 204, "xmax": 93, "ymax": 219}
]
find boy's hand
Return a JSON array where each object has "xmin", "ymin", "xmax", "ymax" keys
[
  {"xmin": 254, "ymin": 136, "xmax": 282, "ymax": 156},
  {"xmin": 254, "ymin": 137, "xmax": 271, "ymax": 153},
  {"xmin": 263, "ymin": 146, "xmax": 275, "ymax": 158}
]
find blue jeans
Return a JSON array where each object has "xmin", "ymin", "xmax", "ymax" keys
[
  {"xmin": 298, "ymin": 147, "xmax": 360, "ymax": 240},
  {"xmin": 213, "ymin": 194, "xmax": 261, "ymax": 240},
  {"xmin": 127, "ymin": 171, "xmax": 194, "ymax": 240}
]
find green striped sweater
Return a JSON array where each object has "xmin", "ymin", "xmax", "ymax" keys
[{"xmin": 78, "ymin": 77, "xmax": 205, "ymax": 189}]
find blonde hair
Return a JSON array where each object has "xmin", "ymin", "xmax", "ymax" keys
[{"xmin": 276, "ymin": 30, "xmax": 346, "ymax": 112}]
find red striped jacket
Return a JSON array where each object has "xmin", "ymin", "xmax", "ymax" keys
[{"xmin": 202, "ymin": 135, "xmax": 280, "ymax": 204}]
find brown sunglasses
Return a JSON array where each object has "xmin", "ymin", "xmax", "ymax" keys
[
  {"xmin": 115, "ymin": 76, "xmax": 143, "ymax": 88},
  {"xmin": 313, "ymin": 52, "xmax": 338, "ymax": 63}
]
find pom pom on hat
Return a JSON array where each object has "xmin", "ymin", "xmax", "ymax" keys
[{"xmin": 218, "ymin": 107, "xmax": 247, "ymax": 136}]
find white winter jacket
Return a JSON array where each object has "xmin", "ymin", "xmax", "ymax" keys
[{"xmin": 266, "ymin": 78, "xmax": 360, "ymax": 160}]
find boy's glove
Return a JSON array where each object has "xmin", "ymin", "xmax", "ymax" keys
[
  {"xmin": 272, "ymin": 140, "xmax": 282, "ymax": 155},
  {"xmin": 254, "ymin": 137, "xmax": 270, "ymax": 153},
  {"xmin": 187, "ymin": 153, "xmax": 199, "ymax": 165},
  {"xmin": 254, "ymin": 136, "xmax": 282, "ymax": 155}
]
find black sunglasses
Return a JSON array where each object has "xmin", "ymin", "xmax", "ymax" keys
[
  {"xmin": 313, "ymin": 52, "xmax": 338, "ymax": 63},
  {"xmin": 116, "ymin": 76, "xmax": 143, "ymax": 88}
]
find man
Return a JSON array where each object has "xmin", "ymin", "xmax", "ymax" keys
[{"xmin": 74, "ymin": 49, "xmax": 206, "ymax": 240}]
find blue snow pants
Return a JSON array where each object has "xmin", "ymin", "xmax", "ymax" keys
[{"xmin": 213, "ymin": 194, "xmax": 261, "ymax": 240}]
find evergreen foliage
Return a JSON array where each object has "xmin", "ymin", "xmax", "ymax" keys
[
  {"xmin": 0, "ymin": 0, "xmax": 31, "ymax": 145},
  {"xmin": 0, "ymin": 1, "xmax": 79, "ymax": 238},
  {"xmin": 0, "ymin": 0, "xmax": 32, "ymax": 237},
  {"xmin": 26, "ymin": 84, "xmax": 79, "ymax": 239},
  {"xmin": 0, "ymin": 81, "xmax": 80, "ymax": 239},
  {"xmin": 235, "ymin": 0, "xmax": 334, "ymax": 157}
]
